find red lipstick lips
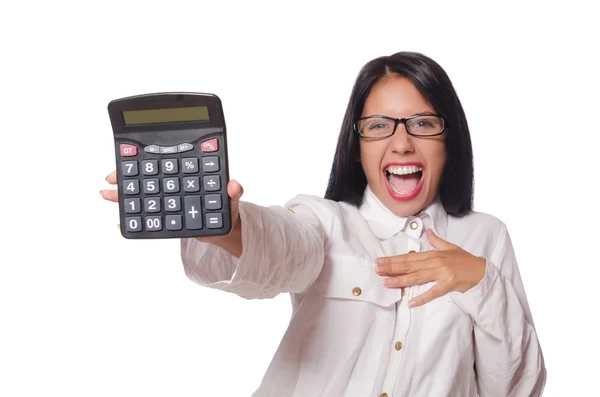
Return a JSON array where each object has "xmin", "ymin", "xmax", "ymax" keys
[{"xmin": 383, "ymin": 162, "xmax": 424, "ymax": 201}]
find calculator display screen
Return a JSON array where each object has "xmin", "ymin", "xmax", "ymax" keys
[{"xmin": 122, "ymin": 106, "xmax": 210, "ymax": 125}]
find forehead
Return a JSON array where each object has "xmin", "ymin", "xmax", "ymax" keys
[{"xmin": 362, "ymin": 75, "xmax": 434, "ymax": 117}]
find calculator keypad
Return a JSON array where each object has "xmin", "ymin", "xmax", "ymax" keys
[{"xmin": 119, "ymin": 138, "xmax": 227, "ymax": 236}]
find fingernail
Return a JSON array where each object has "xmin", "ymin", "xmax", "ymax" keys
[
  {"xmin": 409, "ymin": 300, "xmax": 417, "ymax": 307},
  {"xmin": 376, "ymin": 258, "xmax": 384, "ymax": 264},
  {"xmin": 99, "ymin": 190, "xmax": 104, "ymax": 195},
  {"xmin": 375, "ymin": 265, "xmax": 386, "ymax": 274}
]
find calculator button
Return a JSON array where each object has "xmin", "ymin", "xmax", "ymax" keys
[
  {"xmin": 125, "ymin": 217, "xmax": 142, "ymax": 232},
  {"xmin": 143, "ymin": 178, "xmax": 160, "ymax": 194},
  {"xmin": 203, "ymin": 175, "xmax": 221, "ymax": 191},
  {"xmin": 183, "ymin": 177, "xmax": 200, "ymax": 192},
  {"xmin": 164, "ymin": 196, "xmax": 181, "ymax": 212},
  {"xmin": 178, "ymin": 143, "xmax": 194, "ymax": 153},
  {"xmin": 160, "ymin": 146, "xmax": 177, "ymax": 154},
  {"xmin": 144, "ymin": 197, "xmax": 161, "ymax": 212},
  {"xmin": 206, "ymin": 213, "xmax": 223, "ymax": 229},
  {"xmin": 123, "ymin": 180, "xmax": 139, "ymax": 195},
  {"xmin": 144, "ymin": 145, "xmax": 160, "ymax": 154},
  {"xmin": 145, "ymin": 216, "xmax": 162, "ymax": 231},
  {"xmin": 124, "ymin": 198, "xmax": 141, "ymax": 213},
  {"xmin": 184, "ymin": 195, "xmax": 203, "ymax": 230},
  {"xmin": 166, "ymin": 215, "xmax": 183, "ymax": 231},
  {"xmin": 142, "ymin": 160, "xmax": 159, "ymax": 175},
  {"xmin": 120, "ymin": 144, "xmax": 138, "ymax": 157},
  {"xmin": 201, "ymin": 138, "xmax": 219, "ymax": 152},
  {"xmin": 121, "ymin": 161, "xmax": 138, "ymax": 176},
  {"xmin": 205, "ymin": 194, "xmax": 222, "ymax": 210},
  {"xmin": 163, "ymin": 177, "xmax": 180, "ymax": 193},
  {"xmin": 202, "ymin": 156, "xmax": 220, "ymax": 172},
  {"xmin": 182, "ymin": 158, "xmax": 199, "ymax": 173},
  {"xmin": 161, "ymin": 159, "xmax": 178, "ymax": 174}
]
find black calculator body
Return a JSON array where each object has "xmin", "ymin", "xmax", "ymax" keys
[{"xmin": 108, "ymin": 92, "xmax": 232, "ymax": 239}]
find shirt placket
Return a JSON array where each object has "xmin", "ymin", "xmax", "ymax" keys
[{"xmin": 378, "ymin": 216, "xmax": 423, "ymax": 397}]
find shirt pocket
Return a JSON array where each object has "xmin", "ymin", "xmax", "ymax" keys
[{"xmin": 313, "ymin": 253, "xmax": 404, "ymax": 308}]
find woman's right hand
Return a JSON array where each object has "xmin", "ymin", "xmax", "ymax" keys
[{"xmin": 100, "ymin": 170, "xmax": 245, "ymax": 257}]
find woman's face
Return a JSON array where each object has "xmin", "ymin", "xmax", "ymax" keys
[{"xmin": 359, "ymin": 75, "xmax": 446, "ymax": 217}]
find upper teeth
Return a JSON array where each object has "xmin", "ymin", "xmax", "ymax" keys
[{"xmin": 386, "ymin": 165, "xmax": 423, "ymax": 175}]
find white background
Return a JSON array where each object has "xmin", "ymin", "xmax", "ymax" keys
[{"xmin": 1, "ymin": 1, "xmax": 598, "ymax": 396}]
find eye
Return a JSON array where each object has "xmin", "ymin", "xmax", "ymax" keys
[
  {"xmin": 414, "ymin": 120, "xmax": 433, "ymax": 128},
  {"xmin": 368, "ymin": 122, "xmax": 387, "ymax": 130}
]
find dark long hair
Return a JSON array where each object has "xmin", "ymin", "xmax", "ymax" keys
[{"xmin": 324, "ymin": 51, "xmax": 474, "ymax": 217}]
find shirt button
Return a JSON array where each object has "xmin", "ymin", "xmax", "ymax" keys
[
  {"xmin": 409, "ymin": 221, "xmax": 419, "ymax": 230},
  {"xmin": 401, "ymin": 288, "xmax": 406, "ymax": 297},
  {"xmin": 395, "ymin": 341, "xmax": 404, "ymax": 350},
  {"xmin": 380, "ymin": 393, "xmax": 389, "ymax": 397},
  {"xmin": 352, "ymin": 287, "xmax": 362, "ymax": 296}
]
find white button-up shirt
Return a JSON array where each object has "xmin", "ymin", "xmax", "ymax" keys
[{"xmin": 181, "ymin": 187, "xmax": 546, "ymax": 396}]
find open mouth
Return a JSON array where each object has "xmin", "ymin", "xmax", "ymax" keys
[{"xmin": 384, "ymin": 164, "xmax": 424, "ymax": 199}]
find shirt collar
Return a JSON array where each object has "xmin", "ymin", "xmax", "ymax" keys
[{"xmin": 358, "ymin": 186, "xmax": 448, "ymax": 240}]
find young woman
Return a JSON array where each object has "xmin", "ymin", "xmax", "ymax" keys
[{"xmin": 102, "ymin": 51, "xmax": 546, "ymax": 396}]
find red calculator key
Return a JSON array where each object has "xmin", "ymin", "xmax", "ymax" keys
[
  {"xmin": 120, "ymin": 144, "xmax": 138, "ymax": 157},
  {"xmin": 200, "ymin": 138, "xmax": 218, "ymax": 152}
]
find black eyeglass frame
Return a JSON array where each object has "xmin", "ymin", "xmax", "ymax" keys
[{"xmin": 353, "ymin": 114, "xmax": 448, "ymax": 138}]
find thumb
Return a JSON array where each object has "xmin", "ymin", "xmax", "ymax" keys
[
  {"xmin": 227, "ymin": 179, "xmax": 244, "ymax": 221},
  {"xmin": 426, "ymin": 228, "xmax": 454, "ymax": 250}
]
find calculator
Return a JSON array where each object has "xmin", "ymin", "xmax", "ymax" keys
[{"xmin": 108, "ymin": 92, "xmax": 232, "ymax": 239}]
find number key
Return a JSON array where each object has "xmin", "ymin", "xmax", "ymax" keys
[
  {"xmin": 143, "ymin": 178, "xmax": 160, "ymax": 194},
  {"xmin": 142, "ymin": 160, "xmax": 159, "ymax": 175},
  {"xmin": 125, "ymin": 217, "xmax": 142, "ymax": 232},
  {"xmin": 124, "ymin": 198, "xmax": 141, "ymax": 213},
  {"xmin": 144, "ymin": 197, "xmax": 161, "ymax": 212},
  {"xmin": 162, "ymin": 159, "xmax": 178, "ymax": 174},
  {"xmin": 163, "ymin": 177, "xmax": 180, "ymax": 193},
  {"xmin": 123, "ymin": 180, "xmax": 139, "ymax": 195},
  {"xmin": 145, "ymin": 216, "xmax": 162, "ymax": 231},
  {"xmin": 121, "ymin": 161, "xmax": 138, "ymax": 176},
  {"xmin": 164, "ymin": 196, "xmax": 181, "ymax": 212}
]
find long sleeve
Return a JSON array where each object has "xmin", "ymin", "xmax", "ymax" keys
[
  {"xmin": 451, "ymin": 224, "xmax": 546, "ymax": 396},
  {"xmin": 180, "ymin": 194, "xmax": 327, "ymax": 299}
]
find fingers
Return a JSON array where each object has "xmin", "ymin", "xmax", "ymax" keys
[
  {"xmin": 382, "ymin": 268, "xmax": 438, "ymax": 288},
  {"xmin": 101, "ymin": 170, "xmax": 118, "ymax": 202},
  {"xmin": 227, "ymin": 179, "xmax": 244, "ymax": 201},
  {"xmin": 376, "ymin": 256, "xmax": 437, "ymax": 276},
  {"xmin": 105, "ymin": 170, "xmax": 117, "ymax": 184},
  {"xmin": 409, "ymin": 282, "xmax": 448, "ymax": 308},
  {"xmin": 100, "ymin": 189, "xmax": 118, "ymax": 202},
  {"xmin": 227, "ymin": 179, "xmax": 243, "ymax": 218},
  {"xmin": 426, "ymin": 228, "xmax": 458, "ymax": 251}
]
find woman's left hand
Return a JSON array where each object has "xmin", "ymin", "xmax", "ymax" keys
[{"xmin": 375, "ymin": 229, "xmax": 486, "ymax": 308}]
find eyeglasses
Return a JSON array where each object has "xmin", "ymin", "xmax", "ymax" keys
[{"xmin": 354, "ymin": 114, "xmax": 447, "ymax": 138}]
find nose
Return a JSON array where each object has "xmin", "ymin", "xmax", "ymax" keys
[{"xmin": 390, "ymin": 124, "xmax": 415, "ymax": 155}]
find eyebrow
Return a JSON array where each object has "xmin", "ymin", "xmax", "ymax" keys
[{"xmin": 411, "ymin": 111, "xmax": 436, "ymax": 117}]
